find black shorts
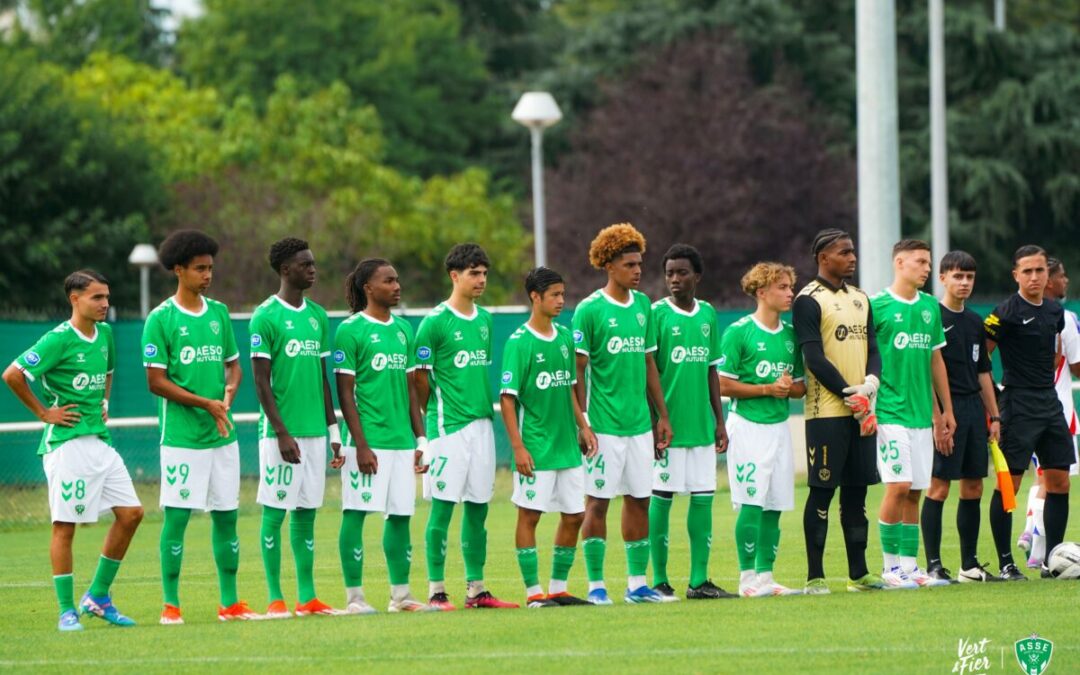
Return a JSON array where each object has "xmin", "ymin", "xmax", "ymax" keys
[
  {"xmin": 1000, "ymin": 387, "xmax": 1074, "ymax": 473},
  {"xmin": 805, "ymin": 416, "xmax": 880, "ymax": 488},
  {"xmin": 933, "ymin": 394, "xmax": 989, "ymax": 481}
]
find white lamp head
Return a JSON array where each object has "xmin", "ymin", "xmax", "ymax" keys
[
  {"xmin": 512, "ymin": 92, "xmax": 562, "ymax": 129},
  {"xmin": 128, "ymin": 243, "xmax": 159, "ymax": 267}
]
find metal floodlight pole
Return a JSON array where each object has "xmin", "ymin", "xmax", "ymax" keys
[
  {"xmin": 994, "ymin": 0, "xmax": 1006, "ymax": 31},
  {"xmin": 530, "ymin": 126, "xmax": 547, "ymax": 269},
  {"xmin": 128, "ymin": 243, "xmax": 159, "ymax": 319},
  {"xmin": 929, "ymin": 0, "xmax": 949, "ymax": 296},
  {"xmin": 856, "ymin": 0, "xmax": 902, "ymax": 295}
]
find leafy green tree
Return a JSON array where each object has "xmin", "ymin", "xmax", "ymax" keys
[
  {"xmin": 0, "ymin": 49, "xmax": 164, "ymax": 314},
  {"xmin": 177, "ymin": 0, "xmax": 500, "ymax": 176}
]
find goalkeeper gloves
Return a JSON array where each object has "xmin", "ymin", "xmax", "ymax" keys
[{"xmin": 842, "ymin": 375, "xmax": 879, "ymax": 436}]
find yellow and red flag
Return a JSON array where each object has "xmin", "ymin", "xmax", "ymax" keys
[{"xmin": 989, "ymin": 440, "xmax": 1016, "ymax": 512}]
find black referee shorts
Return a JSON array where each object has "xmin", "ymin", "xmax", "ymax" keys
[
  {"xmin": 1000, "ymin": 387, "xmax": 1074, "ymax": 473},
  {"xmin": 805, "ymin": 416, "xmax": 880, "ymax": 488},
  {"xmin": 932, "ymin": 393, "xmax": 989, "ymax": 481}
]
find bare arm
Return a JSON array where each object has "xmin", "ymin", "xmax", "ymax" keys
[
  {"xmin": 501, "ymin": 393, "xmax": 533, "ymax": 476},
  {"xmin": 252, "ymin": 357, "xmax": 300, "ymax": 463},
  {"xmin": 335, "ymin": 371, "xmax": 377, "ymax": 474},
  {"xmin": 3, "ymin": 364, "xmax": 80, "ymax": 426},
  {"xmin": 572, "ymin": 387, "xmax": 598, "ymax": 458},
  {"xmin": 646, "ymin": 353, "xmax": 672, "ymax": 452},
  {"xmin": 978, "ymin": 372, "xmax": 1001, "ymax": 442},
  {"xmin": 103, "ymin": 372, "xmax": 112, "ymax": 422},
  {"xmin": 574, "ymin": 353, "xmax": 588, "ymax": 415},
  {"xmin": 223, "ymin": 359, "xmax": 241, "ymax": 410},
  {"xmin": 146, "ymin": 367, "xmax": 231, "ymax": 437},
  {"xmin": 414, "ymin": 369, "xmax": 431, "ymax": 417},
  {"xmin": 708, "ymin": 370, "xmax": 728, "ymax": 453}
]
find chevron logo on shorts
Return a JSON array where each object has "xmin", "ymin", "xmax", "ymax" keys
[
  {"xmin": 61, "ymin": 481, "xmax": 73, "ymax": 501},
  {"xmin": 264, "ymin": 466, "xmax": 276, "ymax": 486}
]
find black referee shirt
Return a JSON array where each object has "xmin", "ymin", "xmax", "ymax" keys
[
  {"xmin": 940, "ymin": 303, "xmax": 991, "ymax": 396},
  {"xmin": 984, "ymin": 294, "xmax": 1065, "ymax": 389}
]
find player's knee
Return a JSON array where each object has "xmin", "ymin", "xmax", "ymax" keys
[
  {"xmin": 562, "ymin": 511, "xmax": 585, "ymax": 530},
  {"xmin": 1043, "ymin": 470, "xmax": 1070, "ymax": 493},
  {"xmin": 958, "ymin": 479, "xmax": 982, "ymax": 500},
  {"xmin": 585, "ymin": 497, "xmax": 609, "ymax": 518},
  {"xmin": 52, "ymin": 522, "xmax": 76, "ymax": 541},
  {"xmin": 117, "ymin": 506, "xmax": 144, "ymax": 530}
]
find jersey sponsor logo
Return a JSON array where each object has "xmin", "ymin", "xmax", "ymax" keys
[
  {"xmin": 670, "ymin": 345, "xmax": 710, "ymax": 364},
  {"xmin": 453, "ymin": 349, "xmax": 489, "ymax": 368},
  {"xmin": 755, "ymin": 360, "xmax": 794, "ymax": 379},
  {"xmin": 24, "ymin": 351, "xmax": 41, "ymax": 366},
  {"xmin": 833, "ymin": 324, "xmax": 868, "ymax": 342},
  {"xmin": 72, "ymin": 372, "xmax": 107, "ymax": 391},
  {"xmin": 210, "ymin": 320, "xmax": 221, "ymax": 335},
  {"xmin": 417, "ymin": 346, "xmax": 432, "ymax": 360},
  {"xmin": 501, "ymin": 371, "xmax": 513, "ymax": 384},
  {"xmin": 535, "ymin": 369, "xmax": 573, "ymax": 390},
  {"xmin": 334, "ymin": 349, "xmax": 346, "ymax": 364},
  {"xmin": 892, "ymin": 331, "xmax": 933, "ymax": 350},
  {"xmin": 144, "ymin": 344, "xmax": 158, "ymax": 358},
  {"xmin": 606, "ymin": 336, "xmax": 646, "ymax": 355},
  {"xmin": 573, "ymin": 330, "xmax": 584, "ymax": 344},
  {"xmin": 370, "ymin": 352, "xmax": 408, "ymax": 371},
  {"xmin": 179, "ymin": 344, "xmax": 225, "ymax": 365},
  {"xmin": 284, "ymin": 338, "xmax": 321, "ymax": 358},
  {"xmin": 251, "ymin": 334, "xmax": 263, "ymax": 348}
]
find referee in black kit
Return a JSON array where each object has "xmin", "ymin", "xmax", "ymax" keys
[
  {"xmin": 920, "ymin": 251, "xmax": 1002, "ymax": 583},
  {"xmin": 984, "ymin": 245, "xmax": 1072, "ymax": 580}
]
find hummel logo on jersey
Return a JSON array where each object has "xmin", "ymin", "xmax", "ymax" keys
[
  {"xmin": 285, "ymin": 320, "xmax": 294, "ymax": 330},
  {"xmin": 757, "ymin": 342, "xmax": 766, "ymax": 351},
  {"xmin": 179, "ymin": 326, "xmax": 189, "ymax": 336},
  {"xmin": 894, "ymin": 313, "xmax": 903, "ymax": 322},
  {"xmin": 454, "ymin": 330, "xmax": 464, "ymax": 341},
  {"xmin": 608, "ymin": 318, "xmax": 618, "ymax": 327},
  {"xmin": 535, "ymin": 353, "xmax": 545, "ymax": 363},
  {"xmin": 1023, "ymin": 317, "xmax": 1035, "ymax": 325},
  {"xmin": 672, "ymin": 326, "xmax": 682, "ymax": 336},
  {"xmin": 370, "ymin": 333, "xmax": 381, "ymax": 343},
  {"xmin": 76, "ymin": 353, "xmax": 85, "ymax": 363}
]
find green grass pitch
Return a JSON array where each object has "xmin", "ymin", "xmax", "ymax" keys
[{"xmin": 1, "ymin": 472, "xmax": 1077, "ymax": 674}]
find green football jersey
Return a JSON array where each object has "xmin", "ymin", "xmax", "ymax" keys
[
  {"xmin": 500, "ymin": 323, "xmax": 581, "ymax": 471},
  {"xmin": 249, "ymin": 295, "xmax": 331, "ymax": 439},
  {"xmin": 871, "ymin": 289, "xmax": 946, "ymax": 428},
  {"xmin": 334, "ymin": 312, "xmax": 417, "ymax": 450},
  {"xmin": 15, "ymin": 321, "xmax": 115, "ymax": 455},
  {"xmin": 651, "ymin": 298, "xmax": 721, "ymax": 447},
  {"xmin": 571, "ymin": 289, "xmax": 656, "ymax": 436},
  {"xmin": 414, "ymin": 302, "xmax": 494, "ymax": 439},
  {"xmin": 142, "ymin": 297, "xmax": 239, "ymax": 449},
  {"xmin": 717, "ymin": 315, "xmax": 804, "ymax": 425}
]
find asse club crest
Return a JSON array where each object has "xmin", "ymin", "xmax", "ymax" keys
[{"xmin": 1014, "ymin": 634, "xmax": 1052, "ymax": 675}]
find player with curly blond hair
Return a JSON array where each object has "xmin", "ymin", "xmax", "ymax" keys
[
  {"xmin": 571, "ymin": 223, "xmax": 673, "ymax": 604},
  {"xmin": 718, "ymin": 262, "xmax": 806, "ymax": 596}
]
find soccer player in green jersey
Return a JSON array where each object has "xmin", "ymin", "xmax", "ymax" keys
[
  {"xmin": 871, "ymin": 239, "xmax": 955, "ymax": 588},
  {"xmin": 4, "ymin": 270, "xmax": 144, "ymax": 632},
  {"xmin": 250, "ymin": 238, "xmax": 342, "ymax": 618},
  {"xmin": 336, "ymin": 258, "xmax": 431, "ymax": 612},
  {"xmin": 142, "ymin": 230, "xmax": 256, "ymax": 623},
  {"xmin": 572, "ymin": 223, "xmax": 673, "ymax": 605},
  {"xmin": 647, "ymin": 244, "xmax": 735, "ymax": 601},
  {"xmin": 415, "ymin": 244, "xmax": 518, "ymax": 610},
  {"xmin": 719, "ymin": 263, "xmax": 806, "ymax": 597},
  {"xmin": 501, "ymin": 267, "xmax": 599, "ymax": 608}
]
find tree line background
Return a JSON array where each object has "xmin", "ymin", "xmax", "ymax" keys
[{"xmin": 1, "ymin": 0, "xmax": 1077, "ymax": 315}]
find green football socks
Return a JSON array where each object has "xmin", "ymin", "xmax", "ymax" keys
[
  {"xmin": 461, "ymin": 501, "xmax": 488, "ymax": 583},
  {"xmin": 54, "ymin": 573, "xmax": 75, "ymax": 613},
  {"xmin": 88, "ymin": 555, "xmax": 122, "ymax": 598},
  {"xmin": 425, "ymin": 498, "xmax": 454, "ymax": 582},
  {"xmin": 160, "ymin": 506, "xmax": 191, "ymax": 606},
  {"xmin": 687, "ymin": 494, "xmax": 714, "ymax": 587},
  {"xmin": 583, "ymin": 537, "xmax": 606, "ymax": 583},
  {"xmin": 756, "ymin": 509, "xmax": 781, "ymax": 573},
  {"xmin": 735, "ymin": 504, "xmax": 762, "ymax": 571},
  {"xmin": 648, "ymin": 494, "xmax": 673, "ymax": 585},
  {"xmin": 210, "ymin": 509, "xmax": 240, "ymax": 607},
  {"xmin": 516, "ymin": 547, "xmax": 540, "ymax": 590},
  {"xmin": 260, "ymin": 506, "xmax": 286, "ymax": 603},
  {"xmin": 290, "ymin": 508, "xmax": 317, "ymax": 603},
  {"xmin": 383, "ymin": 515, "xmax": 412, "ymax": 586},
  {"xmin": 339, "ymin": 509, "xmax": 367, "ymax": 588}
]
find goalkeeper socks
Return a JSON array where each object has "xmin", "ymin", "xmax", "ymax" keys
[
  {"xmin": 583, "ymin": 537, "xmax": 606, "ymax": 587},
  {"xmin": 260, "ymin": 506, "xmax": 287, "ymax": 603},
  {"xmin": 989, "ymin": 489, "xmax": 1015, "ymax": 568},
  {"xmin": 735, "ymin": 504, "xmax": 762, "ymax": 571},
  {"xmin": 920, "ymin": 497, "xmax": 944, "ymax": 566},
  {"xmin": 1043, "ymin": 492, "xmax": 1069, "ymax": 559},
  {"xmin": 648, "ymin": 494, "xmax": 673, "ymax": 586},
  {"xmin": 957, "ymin": 497, "xmax": 981, "ymax": 570},
  {"xmin": 383, "ymin": 515, "xmax": 412, "ymax": 586},
  {"xmin": 461, "ymin": 501, "xmax": 488, "ymax": 583},
  {"xmin": 54, "ymin": 573, "xmax": 75, "ymax": 614},
  {"xmin": 550, "ymin": 546, "xmax": 575, "ymax": 594},
  {"xmin": 425, "ymin": 498, "xmax": 454, "ymax": 583},
  {"xmin": 756, "ymin": 509, "xmax": 781, "ymax": 573},
  {"xmin": 211, "ymin": 509, "xmax": 240, "ymax": 607},
  {"xmin": 878, "ymin": 520, "xmax": 902, "ymax": 570},
  {"xmin": 516, "ymin": 547, "xmax": 540, "ymax": 594},
  {"xmin": 160, "ymin": 506, "xmax": 191, "ymax": 606},
  {"xmin": 88, "ymin": 555, "xmax": 121, "ymax": 598},
  {"xmin": 687, "ymin": 494, "xmax": 713, "ymax": 587},
  {"xmin": 839, "ymin": 485, "xmax": 870, "ymax": 580},
  {"xmin": 803, "ymin": 486, "xmax": 834, "ymax": 580},
  {"xmin": 339, "ymin": 509, "xmax": 367, "ymax": 588},
  {"xmin": 290, "ymin": 508, "xmax": 317, "ymax": 603},
  {"xmin": 625, "ymin": 538, "xmax": 650, "ymax": 588},
  {"xmin": 899, "ymin": 523, "xmax": 920, "ymax": 573}
]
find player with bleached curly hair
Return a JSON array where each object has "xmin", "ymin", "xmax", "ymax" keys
[{"xmin": 571, "ymin": 223, "xmax": 673, "ymax": 605}]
